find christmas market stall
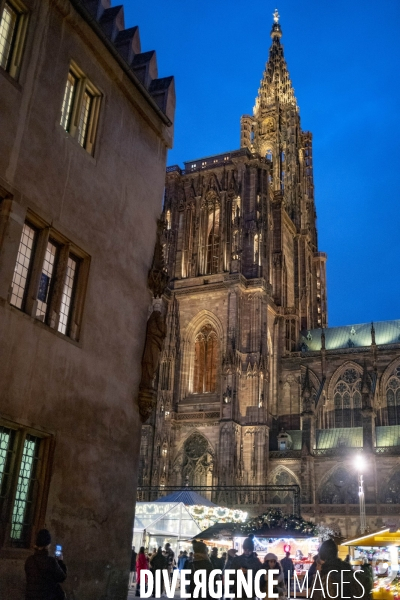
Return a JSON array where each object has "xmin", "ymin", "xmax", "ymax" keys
[
  {"xmin": 193, "ymin": 509, "xmax": 321, "ymax": 574},
  {"xmin": 133, "ymin": 501, "xmax": 201, "ymax": 553},
  {"xmin": 133, "ymin": 491, "xmax": 247, "ymax": 554},
  {"xmin": 344, "ymin": 529, "xmax": 400, "ymax": 600}
]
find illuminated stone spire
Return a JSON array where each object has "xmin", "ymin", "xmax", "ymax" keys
[{"xmin": 254, "ymin": 11, "xmax": 297, "ymax": 115}]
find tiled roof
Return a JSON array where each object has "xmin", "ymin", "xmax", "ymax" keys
[
  {"xmin": 316, "ymin": 428, "xmax": 363, "ymax": 449},
  {"xmin": 300, "ymin": 319, "xmax": 400, "ymax": 352},
  {"xmin": 376, "ymin": 425, "xmax": 400, "ymax": 447},
  {"xmin": 154, "ymin": 490, "xmax": 216, "ymax": 507}
]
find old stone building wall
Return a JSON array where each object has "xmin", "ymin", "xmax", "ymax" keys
[
  {"xmin": 0, "ymin": 0, "xmax": 174, "ymax": 598},
  {"xmin": 139, "ymin": 12, "xmax": 400, "ymax": 540}
]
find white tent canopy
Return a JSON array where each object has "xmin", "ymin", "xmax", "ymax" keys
[{"xmin": 133, "ymin": 501, "xmax": 201, "ymax": 552}]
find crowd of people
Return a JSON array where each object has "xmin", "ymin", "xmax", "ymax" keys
[
  {"xmin": 22, "ymin": 528, "xmax": 373, "ymax": 599},
  {"xmin": 131, "ymin": 535, "xmax": 374, "ymax": 599}
]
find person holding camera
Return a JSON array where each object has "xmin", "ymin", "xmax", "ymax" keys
[{"xmin": 25, "ymin": 529, "xmax": 67, "ymax": 600}]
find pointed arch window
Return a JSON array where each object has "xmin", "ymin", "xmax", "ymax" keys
[
  {"xmin": 331, "ymin": 368, "xmax": 362, "ymax": 428},
  {"xmin": 386, "ymin": 366, "xmax": 400, "ymax": 425},
  {"xmin": 193, "ymin": 325, "xmax": 219, "ymax": 393},
  {"xmin": 206, "ymin": 209, "xmax": 220, "ymax": 274},
  {"xmin": 383, "ymin": 470, "xmax": 400, "ymax": 503},
  {"xmin": 166, "ymin": 209, "xmax": 171, "ymax": 230},
  {"xmin": 319, "ymin": 467, "xmax": 359, "ymax": 504}
]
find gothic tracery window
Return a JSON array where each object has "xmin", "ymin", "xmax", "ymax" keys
[
  {"xmin": 319, "ymin": 467, "xmax": 359, "ymax": 504},
  {"xmin": 181, "ymin": 433, "xmax": 213, "ymax": 487},
  {"xmin": 206, "ymin": 208, "xmax": 220, "ymax": 274},
  {"xmin": 270, "ymin": 469, "xmax": 296, "ymax": 504},
  {"xmin": 385, "ymin": 366, "xmax": 400, "ymax": 425},
  {"xmin": 193, "ymin": 325, "xmax": 219, "ymax": 393},
  {"xmin": 383, "ymin": 470, "xmax": 400, "ymax": 503},
  {"xmin": 331, "ymin": 368, "xmax": 362, "ymax": 428}
]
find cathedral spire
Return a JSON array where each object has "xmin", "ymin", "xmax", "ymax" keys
[{"xmin": 254, "ymin": 10, "xmax": 297, "ymax": 116}]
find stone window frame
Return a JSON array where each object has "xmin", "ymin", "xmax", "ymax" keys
[
  {"xmin": 183, "ymin": 310, "xmax": 224, "ymax": 399},
  {"xmin": 324, "ymin": 363, "xmax": 363, "ymax": 429},
  {"xmin": 8, "ymin": 209, "xmax": 90, "ymax": 341},
  {"xmin": 0, "ymin": 418, "xmax": 54, "ymax": 551},
  {"xmin": 0, "ymin": 0, "xmax": 29, "ymax": 80},
  {"xmin": 60, "ymin": 61, "xmax": 102, "ymax": 156},
  {"xmin": 193, "ymin": 324, "xmax": 219, "ymax": 394}
]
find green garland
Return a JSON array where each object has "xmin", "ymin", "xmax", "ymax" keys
[{"xmin": 236, "ymin": 508, "xmax": 318, "ymax": 536}]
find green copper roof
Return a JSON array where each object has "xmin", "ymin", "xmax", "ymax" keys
[
  {"xmin": 300, "ymin": 319, "xmax": 400, "ymax": 352},
  {"xmin": 286, "ymin": 430, "xmax": 302, "ymax": 450},
  {"xmin": 316, "ymin": 428, "xmax": 363, "ymax": 449},
  {"xmin": 376, "ymin": 426, "xmax": 400, "ymax": 447}
]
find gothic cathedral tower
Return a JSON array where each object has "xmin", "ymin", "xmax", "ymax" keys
[{"xmin": 138, "ymin": 12, "xmax": 328, "ymax": 495}]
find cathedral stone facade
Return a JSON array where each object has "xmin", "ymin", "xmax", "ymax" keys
[{"xmin": 138, "ymin": 15, "xmax": 400, "ymax": 538}]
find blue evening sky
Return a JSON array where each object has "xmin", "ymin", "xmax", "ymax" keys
[{"xmin": 123, "ymin": 0, "xmax": 400, "ymax": 328}]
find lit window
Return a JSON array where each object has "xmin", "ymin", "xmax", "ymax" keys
[
  {"xmin": 77, "ymin": 90, "xmax": 94, "ymax": 147},
  {"xmin": 36, "ymin": 240, "xmax": 58, "ymax": 321},
  {"xmin": 10, "ymin": 215, "xmax": 89, "ymax": 340},
  {"xmin": 165, "ymin": 209, "xmax": 171, "ymax": 230},
  {"xmin": 60, "ymin": 71, "xmax": 77, "ymax": 131},
  {"xmin": 0, "ymin": 423, "xmax": 51, "ymax": 548},
  {"xmin": 0, "ymin": 1, "xmax": 27, "ymax": 79},
  {"xmin": 58, "ymin": 255, "xmax": 78, "ymax": 335},
  {"xmin": 60, "ymin": 63, "xmax": 101, "ymax": 155},
  {"xmin": 10, "ymin": 222, "xmax": 36, "ymax": 309}
]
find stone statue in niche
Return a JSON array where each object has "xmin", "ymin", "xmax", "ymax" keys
[
  {"xmin": 138, "ymin": 218, "xmax": 169, "ymax": 422},
  {"xmin": 140, "ymin": 301, "xmax": 167, "ymax": 390}
]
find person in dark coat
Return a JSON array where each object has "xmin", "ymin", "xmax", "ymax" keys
[
  {"xmin": 312, "ymin": 539, "xmax": 363, "ymax": 600},
  {"xmin": 280, "ymin": 551, "xmax": 294, "ymax": 588},
  {"xmin": 188, "ymin": 541, "xmax": 213, "ymax": 600},
  {"xmin": 307, "ymin": 554, "xmax": 318, "ymax": 589},
  {"xmin": 150, "ymin": 547, "xmax": 168, "ymax": 596},
  {"xmin": 210, "ymin": 547, "xmax": 224, "ymax": 569},
  {"xmin": 129, "ymin": 546, "xmax": 137, "ymax": 588},
  {"xmin": 231, "ymin": 535, "xmax": 262, "ymax": 600},
  {"xmin": 25, "ymin": 529, "xmax": 67, "ymax": 600}
]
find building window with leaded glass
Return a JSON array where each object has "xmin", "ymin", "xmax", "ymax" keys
[
  {"xmin": 9, "ymin": 213, "xmax": 89, "ymax": 341},
  {"xmin": 60, "ymin": 62, "xmax": 101, "ymax": 155},
  {"xmin": 0, "ymin": 423, "xmax": 52, "ymax": 549},
  {"xmin": 0, "ymin": 0, "xmax": 28, "ymax": 79}
]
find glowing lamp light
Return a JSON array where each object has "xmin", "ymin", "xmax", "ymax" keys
[
  {"xmin": 284, "ymin": 544, "xmax": 291, "ymax": 553},
  {"xmin": 354, "ymin": 454, "xmax": 366, "ymax": 472}
]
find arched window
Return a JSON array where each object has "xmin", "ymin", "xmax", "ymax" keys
[
  {"xmin": 319, "ymin": 467, "xmax": 359, "ymax": 504},
  {"xmin": 383, "ymin": 470, "xmax": 400, "ymax": 503},
  {"xmin": 193, "ymin": 325, "xmax": 219, "ymax": 393},
  {"xmin": 331, "ymin": 368, "xmax": 362, "ymax": 428},
  {"xmin": 206, "ymin": 209, "xmax": 220, "ymax": 274},
  {"xmin": 181, "ymin": 433, "xmax": 213, "ymax": 488},
  {"xmin": 269, "ymin": 469, "xmax": 297, "ymax": 504},
  {"xmin": 166, "ymin": 209, "xmax": 171, "ymax": 230},
  {"xmin": 386, "ymin": 366, "xmax": 400, "ymax": 425},
  {"xmin": 254, "ymin": 234, "xmax": 259, "ymax": 264}
]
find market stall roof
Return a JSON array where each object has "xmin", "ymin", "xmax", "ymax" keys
[
  {"xmin": 344, "ymin": 528, "xmax": 400, "ymax": 547},
  {"xmin": 193, "ymin": 522, "xmax": 314, "ymax": 541},
  {"xmin": 134, "ymin": 501, "xmax": 201, "ymax": 539},
  {"xmin": 154, "ymin": 490, "xmax": 216, "ymax": 507}
]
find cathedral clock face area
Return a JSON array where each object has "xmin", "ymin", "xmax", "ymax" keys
[{"xmin": 138, "ymin": 10, "xmax": 400, "ymax": 539}]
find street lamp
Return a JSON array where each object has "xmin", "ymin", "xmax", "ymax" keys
[{"xmin": 354, "ymin": 454, "xmax": 367, "ymax": 534}]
